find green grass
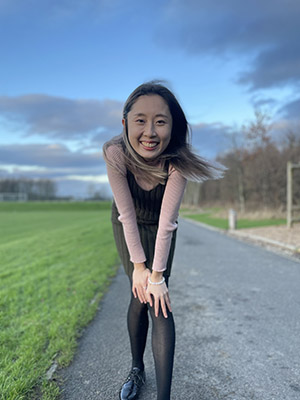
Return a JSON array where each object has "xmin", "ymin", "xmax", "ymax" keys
[
  {"xmin": 183, "ymin": 212, "xmax": 286, "ymax": 230},
  {"xmin": 183, "ymin": 213, "xmax": 229, "ymax": 229},
  {"xmin": 0, "ymin": 200, "xmax": 111, "ymax": 213},
  {"xmin": 0, "ymin": 202, "xmax": 118, "ymax": 400},
  {"xmin": 237, "ymin": 218, "xmax": 286, "ymax": 229}
]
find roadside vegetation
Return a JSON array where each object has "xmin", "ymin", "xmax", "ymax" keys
[
  {"xmin": 182, "ymin": 111, "xmax": 300, "ymax": 214},
  {"xmin": 0, "ymin": 201, "xmax": 118, "ymax": 400},
  {"xmin": 181, "ymin": 207, "xmax": 286, "ymax": 230}
]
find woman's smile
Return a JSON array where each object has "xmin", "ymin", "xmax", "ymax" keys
[{"xmin": 140, "ymin": 140, "xmax": 159, "ymax": 150}]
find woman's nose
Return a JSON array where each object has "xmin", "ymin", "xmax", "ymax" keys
[{"xmin": 144, "ymin": 122, "xmax": 156, "ymax": 137}]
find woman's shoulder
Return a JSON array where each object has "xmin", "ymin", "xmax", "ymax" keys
[
  {"xmin": 167, "ymin": 161, "xmax": 181, "ymax": 176},
  {"xmin": 103, "ymin": 136, "xmax": 127, "ymax": 175},
  {"xmin": 166, "ymin": 161, "xmax": 187, "ymax": 187},
  {"xmin": 103, "ymin": 135, "xmax": 125, "ymax": 160},
  {"xmin": 105, "ymin": 142, "xmax": 123, "ymax": 157}
]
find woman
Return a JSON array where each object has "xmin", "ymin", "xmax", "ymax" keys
[{"xmin": 103, "ymin": 81, "xmax": 223, "ymax": 400}]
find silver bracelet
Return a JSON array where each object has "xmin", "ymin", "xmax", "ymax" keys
[{"xmin": 148, "ymin": 276, "xmax": 165, "ymax": 285}]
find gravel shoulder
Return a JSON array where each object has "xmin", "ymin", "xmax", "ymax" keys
[
  {"xmin": 227, "ymin": 224, "xmax": 300, "ymax": 260},
  {"xmin": 235, "ymin": 224, "xmax": 300, "ymax": 249}
]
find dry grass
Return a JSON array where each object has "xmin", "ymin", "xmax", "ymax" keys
[
  {"xmin": 214, "ymin": 208, "xmax": 286, "ymax": 220},
  {"xmin": 239, "ymin": 223, "xmax": 300, "ymax": 249}
]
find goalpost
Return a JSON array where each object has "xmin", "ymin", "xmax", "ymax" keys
[
  {"xmin": 287, "ymin": 162, "xmax": 300, "ymax": 228},
  {"xmin": 0, "ymin": 192, "xmax": 28, "ymax": 202}
]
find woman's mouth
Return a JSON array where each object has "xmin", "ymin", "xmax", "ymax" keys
[{"xmin": 140, "ymin": 141, "xmax": 159, "ymax": 150}]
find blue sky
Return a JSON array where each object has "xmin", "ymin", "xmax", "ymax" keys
[{"xmin": 1, "ymin": 0, "xmax": 299, "ymax": 197}]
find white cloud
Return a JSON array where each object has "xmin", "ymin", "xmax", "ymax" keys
[
  {"xmin": 0, "ymin": 94, "xmax": 123, "ymax": 139},
  {"xmin": 0, "ymin": 164, "xmax": 49, "ymax": 174},
  {"xmin": 56, "ymin": 174, "xmax": 109, "ymax": 183}
]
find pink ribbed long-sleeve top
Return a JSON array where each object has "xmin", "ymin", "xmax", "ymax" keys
[{"xmin": 105, "ymin": 144, "xmax": 187, "ymax": 272}]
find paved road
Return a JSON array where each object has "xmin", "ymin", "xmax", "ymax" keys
[{"xmin": 58, "ymin": 219, "xmax": 300, "ymax": 400}]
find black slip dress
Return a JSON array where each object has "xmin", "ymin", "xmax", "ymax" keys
[{"xmin": 111, "ymin": 168, "xmax": 177, "ymax": 279}]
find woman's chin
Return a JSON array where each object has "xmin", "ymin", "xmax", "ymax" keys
[
  {"xmin": 138, "ymin": 147, "xmax": 161, "ymax": 160},
  {"xmin": 140, "ymin": 152, "xmax": 162, "ymax": 163}
]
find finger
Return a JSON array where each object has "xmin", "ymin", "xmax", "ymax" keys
[
  {"xmin": 141, "ymin": 286, "xmax": 147, "ymax": 303},
  {"xmin": 146, "ymin": 292, "xmax": 153, "ymax": 307},
  {"xmin": 143, "ymin": 288, "xmax": 148, "ymax": 302},
  {"xmin": 138, "ymin": 287, "xmax": 146, "ymax": 304},
  {"xmin": 155, "ymin": 297, "xmax": 159, "ymax": 317},
  {"xmin": 165, "ymin": 293, "xmax": 172, "ymax": 313},
  {"xmin": 132, "ymin": 286, "xmax": 137, "ymax": 299},
  {"xmin": 137, "ymin": 288, "xmax": 144, "ymax": 304},
  {"xmin": 160, "ymin": 297, "xmax": 168, "ymax": 319},
  {"xmin": 137, "ymin": 287, "xmax": 142, "ymax": 302}
]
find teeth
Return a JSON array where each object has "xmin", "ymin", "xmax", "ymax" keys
[{"xmin": 141, "ymin": 142, "xmax": 158, "ymax": 148}]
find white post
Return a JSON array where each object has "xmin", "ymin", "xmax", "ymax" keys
[
  {"xmin": 229, "ymin": 209, "xmax": 237, "ymax": 230},
  {"xmin": 287, "ymin": 161, "xmax": 292, "ymax": 228}
]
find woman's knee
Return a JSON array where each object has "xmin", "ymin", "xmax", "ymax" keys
[{"xmin": 129, "ymin": 295, "xmax": 149, "ymax": 316}]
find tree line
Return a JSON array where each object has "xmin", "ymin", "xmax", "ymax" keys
[
  {"xmin": 183, "ymin": 111, "xmax": 300, "ymax": 212},
  {"xmin": 0, "ymin": 178, "xmax": 57, "ymax": 200}
]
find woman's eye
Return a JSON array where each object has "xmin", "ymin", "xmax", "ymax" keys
[
  {"xmin": 136, "ymin": 119, "xmax": 145, "ymax": 124},
  {"xmin": 156, "ymin": 120, "xmax": 166, "ymax": 125}
]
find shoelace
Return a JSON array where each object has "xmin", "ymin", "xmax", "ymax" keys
[{"xmin": 126, "ymin": 369, "xmax": 145, "ymax": 386}]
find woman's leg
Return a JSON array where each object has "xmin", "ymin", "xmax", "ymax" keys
[
  {"xmin": 127, "ymin": 281, "xmax": 149, "ymax": 371},
  {"xmin": 148, "ymin": 278, "xmax": 175, "ymax": 400}
]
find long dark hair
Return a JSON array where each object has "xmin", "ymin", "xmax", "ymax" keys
[{"xmin": 103, "ymin": 80, "xmax": 224, "ymax": 183}]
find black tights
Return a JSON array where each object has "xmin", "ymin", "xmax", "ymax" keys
[{"xmin": 127, "ymin": 278, "xmax": 175, "ymax": 400}]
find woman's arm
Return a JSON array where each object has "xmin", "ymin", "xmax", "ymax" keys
[
  {"xmin": 105, "ymin": 145, "xmax": 146, "ymax": 264},
  {"xmin": 146, "ymin": 166, "xmax": 187, "ymax": 318},
  {"xmin": 152, "ymin": 166, "xmax": 187, "ymax": 272},
  {"xmin": 105, "ymin": 145, "xmax": 150, "ymax": 304}
]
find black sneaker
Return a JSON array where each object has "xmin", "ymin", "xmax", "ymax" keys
[{"xmin": 119, "ymin": 367, "xmax": 146, "ymax": 400}]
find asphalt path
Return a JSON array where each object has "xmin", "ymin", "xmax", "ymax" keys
[{"xmin": 58, "ymin": 218, "xmax": 300, "ymax": 400}]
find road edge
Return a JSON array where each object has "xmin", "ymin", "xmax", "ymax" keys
[{"xmin": 182, "ymin": 217, "xmax": 300, "ymax": 261}]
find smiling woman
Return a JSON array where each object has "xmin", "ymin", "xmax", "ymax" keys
[{"xmin": 102, "ymin": 80, "xmax": 225, "ymax": 400}]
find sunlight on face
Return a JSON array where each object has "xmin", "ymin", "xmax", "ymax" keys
[{"xmin": 124, "ymin": 95, "xmax": 172, "ymax": 160}]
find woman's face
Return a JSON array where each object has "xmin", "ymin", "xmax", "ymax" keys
[{"xmin": 123, "ymin": 95, "xmax": 172, "ymax": 160}]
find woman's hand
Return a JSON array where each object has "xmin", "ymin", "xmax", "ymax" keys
[
  {"xmin": 132, "ymin": 263, "xmax": 151, "ymax": 304},
  {"xmin": 146, "ymin": 272, "xmax": 172, "ymax": 318}
]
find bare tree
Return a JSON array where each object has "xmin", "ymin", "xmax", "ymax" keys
[{"xmin": 182, "ymin": 110, "xmax": 300, "ymax": 212}]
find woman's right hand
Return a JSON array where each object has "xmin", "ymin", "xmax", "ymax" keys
[
  {"xmin": 132, "ymin": 263, "xmax": 151, "ymax": 304},
  {"xmin": 146, "ymin": 272, "xmax": 172, "ymax": 318}
]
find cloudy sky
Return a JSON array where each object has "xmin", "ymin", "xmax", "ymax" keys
[{"xmin": 1, "ymin": 0, "xmax": 299, "ymax": 198}]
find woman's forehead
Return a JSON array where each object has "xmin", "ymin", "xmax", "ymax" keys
[{"xmin": 130, "ymin": 95, "xmax": 171, "ymax": 116}]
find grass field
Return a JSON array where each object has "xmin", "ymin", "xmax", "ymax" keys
[
  {"xmin": 0, "ymin": 202, "xmax": 119, "ymax": 400},
  {"xmin": 182, "ymin": 209, "xmax": 286, "ymax": 229}
]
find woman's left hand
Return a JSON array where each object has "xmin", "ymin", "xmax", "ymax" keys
[{"xmin": 146, "ymin": 280, "xmax": 172, "ymax": 318}]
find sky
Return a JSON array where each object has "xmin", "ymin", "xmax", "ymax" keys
[{"xmin": 0, "ymin": 0, "xmax": 300, "ymax": 198}]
